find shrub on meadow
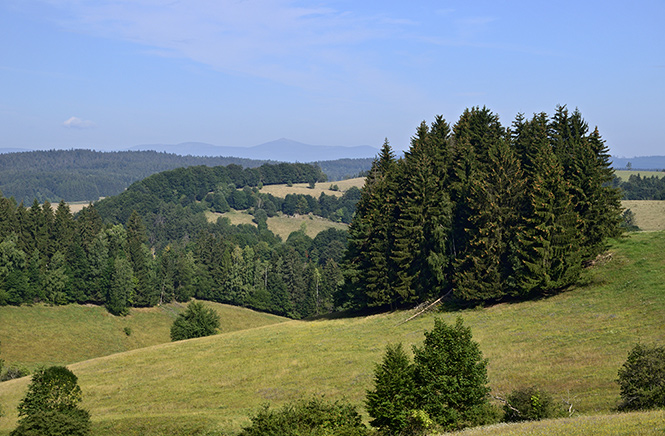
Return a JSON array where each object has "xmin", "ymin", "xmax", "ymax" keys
[
  {"xmin": 503, "ymin": 386, "xmax": 560, "ymax": 422},
  {"xmin": 617, "ymin": 343, "xmax": 665, "ymax": 411}
]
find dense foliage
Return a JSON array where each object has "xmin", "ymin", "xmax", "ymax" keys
[
  {"xmin": 343, "ymin": 106, "xmax": 623, "ymax": 309},
  {"xmin": 170, "ymin": 301, "xmax": 220, "ymax": 341},
  {"xmin": 0, "ymin": 161, "xmax": 349, "ymax": 319},
  {"xmin": 366, "ymin": 318, "xmax": 493, "ymax": 434},
  {"xmin": 617, "ymin": 343, "xmax": 665, "ymax": 411},
  {"xmin": 0, "ymin": 149, "xmax": 372, "ymax": 204},
  {"xmin": 0, "ymin": 149, "xmax": 269, "ymax": 204},
  {"xmin": 614, "ymin": 173, "xmax": 665, "ymax": 200},
  {"xmin": 239, "ymin": 397, "xmax": 369, "ymax": 436},
  {"xmin": 12, "ymin": 366, "xmax": 90, "ymax": 436},
  {"xmin": 502, "ymin": 387, "xmax": 560, "ymax": 422}
]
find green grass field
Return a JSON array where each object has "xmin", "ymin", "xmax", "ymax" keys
[
  {"xmin": 440, "ymin": 409, "xmax": 665, "ymax": 436},
  {"xmin": 1, "ymin": 231, "xmax": 664, "ymax": 435},
  {"xmin": 0, "ymin": 301, "xmax": 287, "ymax": 370}
]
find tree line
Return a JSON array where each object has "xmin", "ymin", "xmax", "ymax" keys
[
  {"xmin": 614, "ymin": 173, "xmax": 665, "ymax": 200},
  {"xmin": 341, "ymin": 106, "xmax": 623, "ymax": 310}
]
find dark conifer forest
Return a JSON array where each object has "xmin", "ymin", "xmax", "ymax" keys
[{"xmin": 341, "ymin": 106, "xmax": 623, "ymax": 309}]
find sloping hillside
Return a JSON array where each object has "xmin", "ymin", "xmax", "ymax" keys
[
  {"xmin": 0, "ymin": 301, "xmax": 287, "ymax": 369},
  {"xmin": 1, "ymin": 232, "xmax": 664, "ymax": 435}
]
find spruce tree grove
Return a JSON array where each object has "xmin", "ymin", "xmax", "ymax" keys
[{"xmin": 343, "ymin": 106, "xmax": 623, "ymax": 308}]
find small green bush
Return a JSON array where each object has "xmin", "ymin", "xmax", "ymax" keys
[
  {"xmin": 12, "ymin": 366, "xmax": 90, "ymax": 436},
  {"xmin": 617, "ymin": 343, "xmax": 665, "ymax": 411},
  {"xmin": 10, "ymin": 408, "xmax": 91, "ymax": 436},
  {"xmin": 503, "ymin": 386, "xmax": 560, "ymax": 422},
  {"xmin": 239, "ymin": 397, "xmax": 369, "ymax": 436},
  {"xmin": 1, "ymin": 365, "xmax": 29, "ymax": 381},
  {"xmin": 123, "ymin": 326, "xmax": 132, "ymax": 336},
  {"xmin": 170, "ymin": 301, "xmax": 220, "ymax": 341}
]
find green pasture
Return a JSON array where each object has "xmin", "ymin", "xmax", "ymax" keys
[{"xmin": 0, "ymin": 232, "xmax": 664, "ymax": 435}]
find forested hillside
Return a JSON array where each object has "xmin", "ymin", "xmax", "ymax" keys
[
  {"xmin": 0, "ymin": 150, "xmax": 269, "ymax": 203},
  {"xmin": 0, "ymin": 162, "xmax": 352, "ymax": 319},
  {"xmin": 342, "ymin": 106, "xmax": 623, "ymax": 309},
  {"xmin": 0, "ymin": 149, "xmax": 373, "ymax": 204}
]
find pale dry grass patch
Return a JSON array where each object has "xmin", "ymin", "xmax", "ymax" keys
[
  {"xmin": 267, "ymin": 213, "xmax": 348, "ymax": 239},
  {"xmin": 621, "ymin": 200, "xmax": 665, "ymax": 231},
  {"xmin": 259, "ymin": 177, "xmax": 364, "ymax": 199}
]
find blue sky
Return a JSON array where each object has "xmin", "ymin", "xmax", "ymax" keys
[{"xmin": 1, "ymin": 0, "xmax": 663, "ymax": 157}]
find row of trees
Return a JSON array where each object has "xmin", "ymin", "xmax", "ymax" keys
[
  {"xmin": 614, "ymin": 173, "xmax": 665, "ymax": 200},
  {"xmin": 342, "ymin": 106, "xmax": 623, "ymax": 309},
  {"xmin": 0, "ymin": 149, "xmax": 374, "ymax": 204}
]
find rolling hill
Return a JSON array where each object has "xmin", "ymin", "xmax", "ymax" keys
[
  {"xmin": 1, "ymin": 231, "xmax": 664, "ymax": 435},
  {"xmin": 130, "ymin": 138, "xmax": 379, "ymax": 162}
]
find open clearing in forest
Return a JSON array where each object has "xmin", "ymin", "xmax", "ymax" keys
[{"xmin": 258, "ymin": 177, "xmax": 364, "ymax": 198}]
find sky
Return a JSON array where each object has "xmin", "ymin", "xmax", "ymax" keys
[{"xmin": 1, "ymin": 1, "xmax": 663, "ymax": 157}]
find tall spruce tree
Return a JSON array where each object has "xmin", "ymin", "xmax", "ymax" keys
[
  {"xmin": 343, "ymin": 139, "xmax": 399, "ymax": 308},
  {"xmin": 392, "ymin": 119, "xmax": 452, "ymax": 303},
  {"xmin": 511, "ymin": 112, "xmax": 581, "ymax": 295},
  {"xmin": 451, "ymin": 108, "xmax": 525, "ymax": 301}
]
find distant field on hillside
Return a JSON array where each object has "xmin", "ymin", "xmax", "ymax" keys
[
  {"xmin": 0, "ymin": 301, "xmax": 287, "ymax": 370},
  {"xmin": 1, "ymin": 232, "xmax": 663, "ymax": 435},
  {"xmin": 621, "ymin": 200, "xmax": 665, "ymax": 231},
  {"xmin": 614, "ymin": 169, "xmax": 665, "ymax": 181},
  {"xmin": 259, "ymin": 177, "xmax": 364, "ymax": 198},
  {"xmin": 206, "ymin": 209, "xmax": 348, "ymax": 239}
]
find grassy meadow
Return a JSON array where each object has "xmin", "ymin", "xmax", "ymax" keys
[
  {"xmin": 1, "ymin": 231, "xmax": 664, "ymax": 435},
  {"xmin": 440, "ymin": 409, "xmax": 665, "ymax": 436},
  {"xmin": 0, "ymin": 301, "xmax": 287, "ymax": 370},
  {"xmin": 621, "ymin": 200, "xmax": 665, "ymax": 232},
  {"xmin": 258, "ymin": 177, "xmax": 364, "ymax": 198},
  {"xmin": 613, "ymin": 169, "xmax": 665, "ymax": 181}
]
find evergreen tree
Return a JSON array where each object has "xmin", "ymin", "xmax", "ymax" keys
[
  {"xmin": 412, "ymin": 317, "xmax": 491, "ymax": 430},
  {"xmin": 126, "ymin": 211, "xmax": 157, "ymax": 306},
  {"xmin": 511, "ymin": 113, "xmax": 581, "ymax": 295},
  {"xmin": 392, "ymin": 120, "xmax": 452, "ymax": 303},
  {"xmin": 344, "ymin": 139, "xmax": 399, "ymax": 308},
  {"xmin": 366, "ymin": 343, "xmax": 416, "ymax": 433},
  {"xmin": 548, "ymin": 106, "xmax": 621, "ymax": 262},
  {"xmin": 106, "ymin": 257, "xmax": 134, "ymax": 316}
]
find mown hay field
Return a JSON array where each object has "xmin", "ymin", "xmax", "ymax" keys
[
  {"xmin": 258, "ymin": 177, "xmax": 364, "ymax": 198},
  {"xmin": 621, "ymin": 200, "xmax": 665, "ymax": 231}
]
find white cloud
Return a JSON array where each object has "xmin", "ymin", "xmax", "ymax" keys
[
  {"xmin": 38, "ymin": 0, "xmax": 418, "ymax": 100},
  {"xmin": 63, "ymin": 116, "xmax": 96, "ymax": 129}
]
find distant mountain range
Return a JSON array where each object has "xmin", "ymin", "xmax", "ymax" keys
[
  {"xmin": 129, "ymin": 138, "xmax": 380, "ymax": 162},
  {"xmin": 611, "ymin": 156, "xmax": 665, "ymax": 170}
]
